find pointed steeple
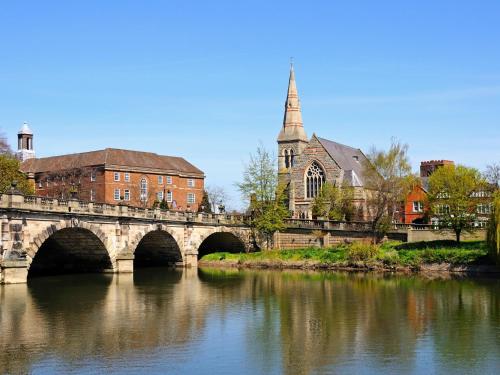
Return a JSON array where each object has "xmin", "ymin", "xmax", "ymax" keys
[{"xmin": 277, "ymin": 63, "xmax": 308, "ymax": 142}]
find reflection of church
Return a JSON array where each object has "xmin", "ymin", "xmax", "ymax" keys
[{"xmin": 277, "ymin": 65, "xmax": 369, "ymax": 219}]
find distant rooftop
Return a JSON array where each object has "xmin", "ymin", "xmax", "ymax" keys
[{"xmin": 21, "ymin": 148, "xmax": 204, "ymax": 177}]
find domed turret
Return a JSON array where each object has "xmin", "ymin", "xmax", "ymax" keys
[{"xmin": 17, "ymin": 122, "xmax": 35, "ymax": 162}]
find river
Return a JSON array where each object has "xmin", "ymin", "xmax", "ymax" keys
[{"xmin": 1, "ymin": 268, "xmax": 499, "ymax": 374}]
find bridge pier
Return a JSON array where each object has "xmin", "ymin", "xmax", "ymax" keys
[
  {"xmin": 0, "ymin": 260, "xmax": 28, "ymax": 284},
  {"xmin": 184, "ymin": 252, "xmax": 198, "ymax": 268},
  {"xmin": 114, "ymin": 254, "xmax": 134, "ymax": 273}
]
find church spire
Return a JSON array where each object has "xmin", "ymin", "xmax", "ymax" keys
[{"xmin": 277, "ymin": 63, "xmax": 308, "ymax": 142}]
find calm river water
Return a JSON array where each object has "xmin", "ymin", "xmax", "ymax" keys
[{"xmin": 1, "ymin": 268, "xmax": 500, "ymax": 374}]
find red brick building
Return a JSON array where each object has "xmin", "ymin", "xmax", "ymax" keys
[
  {"xmin": 21, "ymin": 148, "xmax": 205, "ymax": 210},
  {"xmin": 402, "ymin": 160, "xmax": 454, "ymax": 224}
]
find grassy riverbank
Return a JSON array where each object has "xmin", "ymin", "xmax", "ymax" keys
[{"xmin": 199, "ymin": 240, "xmax": 496, "ymax": 273}]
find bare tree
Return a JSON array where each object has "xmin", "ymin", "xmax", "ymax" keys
[
  {"xmin": 484, "ymin": 163, "xmax": 500, "ymax": 188},
  {"xmin": 0, "ymin": 131, "xmax": 12, "ymax": 155},
  {"xmin": 132, "ymin": 175, "xmax": 154, "ymax": 208},
  {"xmin": 46, "ymin": 167, "xmax": 94, "ymax": 200},
  {"xmin": 206, "ymin": 185, "xmax": 229, "ymax": 213},
  {"xmin": 362, "ymin": 139, "xmax": 416, "ymax": 241}
]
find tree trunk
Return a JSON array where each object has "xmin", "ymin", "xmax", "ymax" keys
[{"xmin": 455, "ymin": 229, "xmax": 461, "ymax": 244}]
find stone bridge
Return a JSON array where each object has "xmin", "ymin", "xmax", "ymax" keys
[{"xmin": 0, "ymin": 191, "xmax": 254, "ymax": 284}]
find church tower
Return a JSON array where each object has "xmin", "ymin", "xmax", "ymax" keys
[
  {"xmin": 277, "ymin": 64, "xmax": 308, "ymax": 182},
  {"xmin": 16, "ymin": 122, "xmax": 35, "ymax": 162}
]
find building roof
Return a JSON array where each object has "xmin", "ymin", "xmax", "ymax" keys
[
  {"xmin": 317, "ymin": 136, "xmax": 368, "ymax": 186},
  {"xmin": 21, "ymin": 148, "xmax": 204, "ymax": 177}
]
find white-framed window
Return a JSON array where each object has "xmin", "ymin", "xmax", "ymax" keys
[
  {"xmin": 475, "ymin": 219, "xmax": 488, "ymax": 228},
  {"xmin": 436, "ymin": 204, "xmax": 450, "ymax": 215},
  {"xmin": 413, "ymin": 201, "xmax": 424, "ymax": 213},
  {"xmin": 90, "ymin": 170, "xmax": 96, "ymax": 182},
  {"xmin": 114, "ymin": 172, "xmax": 120, "ymax": 181},
  {"xmin": 157, "ymin": 191, "xmax": 164, "ymax": 201},
  {"xmin": 114, "ymin": 189, "xmax": 120, "ymax": 201},
  {"xmin": 38, "ymin": 180, "xmax": 42, "ymax": 188},
  {"xmin": 477, "ymin": 203, "xmax": 492, "ymax": 215},
  {"xmin": 431, "ymin": 217, "xmax": 439, "ymax": 228},
  {"xmin": 158, "ymin": 176, "xmax": 163, "ymax": 184},
  {"xmin": 187, "ymin": 192, "xmax": 195, "ymax": 204},
  {"xmin": 166, "ymin": 176, "xmax": 172, "ymax": 184},
  {"xmin": 471, "ymin": 191, "xmax": 491, "ymax": 198},
  {"xmin": 90, "ymin": 189, "xmax": 96, "ymax": 202},
  {"xmin": 166, "ymin": 191, "xmax": 173, "ymax": 202},
  {"xmin": 124, "ymin": 172, "xmax": 130, "ymax": 182},
  {"xmin": 140, "ymin": 178, "xmax": 148, "ymax": 202},
  {"xmin": 124, "ymin": 189, "xmax": 130, "ymax": 201},
  {"xmin": 187, "ymin": 178, "xmax": 195, "ymax": 187}
]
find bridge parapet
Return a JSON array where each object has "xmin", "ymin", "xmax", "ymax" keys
[
  {"xmin": 284, "ymin": 218, "xmax": 439, "ymax": 233},
  {"xmin": 0, "ymin": 193, "xmax": 249, "ymax": 226}
]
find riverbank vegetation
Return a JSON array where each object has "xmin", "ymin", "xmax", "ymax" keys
[{"xmin": 199, "ymin": 240, "xmax": 493, "ymax": 271}]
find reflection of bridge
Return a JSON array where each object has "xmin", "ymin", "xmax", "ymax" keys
[{"xmin": 0, "ymin": 192, "xmax": 254, "ymax": 284}]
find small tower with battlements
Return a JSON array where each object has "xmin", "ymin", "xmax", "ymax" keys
[
  {"xmin": 277, "ymin": 64, "xmax": 308, "ymax": 183},
  {"xmin": 16, "ymin": 122, "xmax": 35, "ymax": 162}
]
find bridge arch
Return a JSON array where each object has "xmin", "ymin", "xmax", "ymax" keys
[
  {"xmin": 197, "ymin": 231, "xmax": 247, "ymax": 259},
  {"xmin": 130, "ymin": 226, "xmax": 183, "ymax": 268},
  {"xmin": 27, "ymin": 221, "xmax": 112, "ymax": 277}
]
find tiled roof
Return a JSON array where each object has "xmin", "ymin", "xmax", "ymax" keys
[
  {"xmin": 21, "ymin": 148, "xmax": 204, "ymax": 176},
  {"xmin": 317, "ymin": 137, "xmax": 368, "ymax": 186}
]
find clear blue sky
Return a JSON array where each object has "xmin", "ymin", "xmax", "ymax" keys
[{"xmin": 1, "ymin": 1, "xmax": 499, "ymax": 209}]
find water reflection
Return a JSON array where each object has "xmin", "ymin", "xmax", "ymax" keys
[{"xmin": 1, "ymin": 269, "xmax": 499, "ymax": 374}]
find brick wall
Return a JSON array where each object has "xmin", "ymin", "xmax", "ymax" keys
[
  {"xmin": 33, "ymin": 167, "xmax": 204, "ymax": 210},
  {"xmin": 404, "ymin": 185, "xmax": 428, "ymax": 224},
  {"xmin": 103, "ymin": 170, "xmax": 204, "ymax": 210}
]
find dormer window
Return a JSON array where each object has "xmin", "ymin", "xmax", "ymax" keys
[{"xmin": 352, "ymin": 155, "xmax": 359, "ymax": 162}]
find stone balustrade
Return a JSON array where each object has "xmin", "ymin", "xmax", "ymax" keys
[{"xmin": 0, "ymin": 193, "xmax": 249, "ymax": 226}]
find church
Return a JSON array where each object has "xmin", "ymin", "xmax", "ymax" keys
[{"xmin": 277, "ymin": 65, "xmax": 370, "ymax": 220}]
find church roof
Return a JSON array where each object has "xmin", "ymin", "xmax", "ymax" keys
[
  {"xmin": 317, "ymin": 137, "xmax": 368, "ymax": 186},
  {"xmin": 277, "ymin": 64, "xmax": 308, "ymax": 143},
  {"xmin": 21, "ymin": 148, "xmax": 204, "ymax": 177}
]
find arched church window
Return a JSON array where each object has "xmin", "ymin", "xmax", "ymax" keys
[
  {"xmin": 290, "ymin": 149, "xmax": 294, "ymax": 167},
  {"xmin": 305, "ymin": 161, "xmax": 325, "ymax": 198},
  {"xmin": 140, "ymin": 178, "xmax": 148, "ymax": 202},
  {"xmin": 284, "ymin": 149, "xmax": 290, "ymax": 169}
]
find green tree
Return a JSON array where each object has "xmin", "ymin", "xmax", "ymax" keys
[
  {"xmin": 159, "ymin": 199, "xmax": 169, "ymax": 210},
  {"xmin": 236, "ymin": 144, "xmax": 277, "ymax": 205},
  {"xmin": 486, "ymin": 192, "xmax": 500, "ymax": 264},
  {"xmin": 236, "ymin": 144, "xmax": 289, "ymax": 248},
  {"xmin": 362, "ymin": 139, "xmax": 416, "ymax": 241},
  {"xmin": 198, "ymin": 190, "xmax": 212, "ymax": 213},
  {"xmin": 311, "ymin": 182, "xmax": 355, "ymax": 220},
  {"xmin": 428, "ymin": 164, "xmax": 488, "ymax": 244},
  {"xmin": 253, "ymin": 184, "xmax": 289, "ymax": 249},
  {"xmin": 0, "ymin": 154, "xmax": 34, "ymax": 195}
]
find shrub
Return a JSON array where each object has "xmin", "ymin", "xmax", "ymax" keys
[
  {"xmin": 378, "ymin": 250, "xmax": 399, "ymax": 265},
  {"xmin": 347, "ymin": 242, "xmax": 380, "ymax": 261}
]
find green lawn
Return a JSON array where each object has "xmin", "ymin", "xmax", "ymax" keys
[{"xmin": 200, "ymin": 240, "xmax": 491, "ymax": 268}]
